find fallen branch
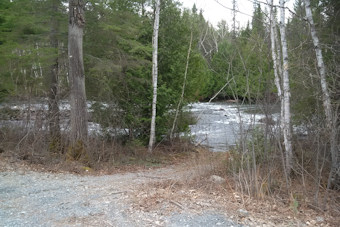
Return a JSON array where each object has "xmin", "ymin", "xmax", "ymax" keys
[{"xmin": 169, "ymin": 200, "xmax": 184, "ymax": 210}]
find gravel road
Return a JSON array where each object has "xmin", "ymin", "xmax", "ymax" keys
[{"xmin": 0, "ymin": 165, "xmax": 243, "ymax": 227}]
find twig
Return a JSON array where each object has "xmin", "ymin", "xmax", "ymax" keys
[
  {"xmin": 109, "ymin": 191, "xmax": 126, "ymax": 195},
  {"xmin": 139, "ymin": 174, "xmax": 166, "ymax": 179},
  {"xmin": 169, "ymin": 200, "xmax": 184, "ymax": 210}
]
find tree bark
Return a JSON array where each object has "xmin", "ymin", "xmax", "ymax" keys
[
  {"xmin": 279, "ymin": 0, "xmax": 293, "ymax": 178},
  {"xmin": 304, "ymin": 0, "xmax": 339, "ymax": 188},
  {"xmin": 48, "ymin": 0, "xmax": 61, "ymax": 150},
  {"xmin": 269, "ymin": 2, "xmax": 282, "ymax": 111},
  {"xmin": 270, "ymin": 2, "xmax": 289, "ymax": 186},
  {"xmin": 68, "ymin": 0, "xmax": 88, "ymax": 144},
  {"xmin": 148, "ymin": 0, "xmax": 160, "ymax": 153}
]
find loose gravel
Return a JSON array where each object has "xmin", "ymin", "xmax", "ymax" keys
[{"xmin": 0, "ymin": 166, "xmax": 243, "ymax": 227}]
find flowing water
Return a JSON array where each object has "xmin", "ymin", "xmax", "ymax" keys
[
  {"xmin": 0, "ymin": 100, "xmax": 279, "ymax": 152},
  {"xmin": 187, "ymin": 102, "xmax": 279, "ymax": 152}
]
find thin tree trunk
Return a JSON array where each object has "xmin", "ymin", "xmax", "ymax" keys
[
  {"xmin": 270, "ymin": 3, "xmax": 289, "ymax": 187},
  {"xmin": 170, "ymin": 31, "xmax": 193, "ymax": 139},
  {"xmin": 279, "ymin": 0, "xmax": 293, "ymax": 178},
  {"xmin": 48, "ymin": 0, "xmax": 61, "ymax": 151},
  {"xmin": 68, "ymin": 0, "xmax": 88, "ymax": 144},
  {"xmin": 269, "ymin": 2, "xmax": 282, "ymax": 114},
  {"xmin": 304, "ymin": 0, "xmax": 338, "ymax": 188},
  {"xmin": 148, "ymin": 0, "xmax": 160, "ymax": 153},
  {"xmin": 273, "ymin": 14, "xmax": 285, "ymax": 137}
]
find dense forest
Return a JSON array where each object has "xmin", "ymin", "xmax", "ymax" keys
[{"xmin": 0, "ymin": 0, "xmax": 339, "ymax": 207}]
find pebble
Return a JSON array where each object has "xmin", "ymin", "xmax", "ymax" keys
[
  {"xmin": 316, "ymin": 216, "xmax": 324, "ymax": 223},
  {"xmin": 238, "ymin": 209, "xmax": 249, "ymax": 217},
  {"xmin": 209, "ymin": 175, "xmax": 225, "ymax": 184}
]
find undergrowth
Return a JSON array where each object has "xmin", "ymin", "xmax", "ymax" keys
[{"xmin": 0, "ymin": 125, "xmax": 195, "ymax": 174}]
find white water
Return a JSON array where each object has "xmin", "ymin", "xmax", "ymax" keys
[
  {"xmin": 187, "ymin": 102, "xmax": 279, "ymax": 152},
  {"xmin": 1, "ymin": 101, "xmax": 283, "ymax": 151}
]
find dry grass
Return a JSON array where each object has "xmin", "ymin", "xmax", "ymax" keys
[
  {"xmin": 130, "ymin": 149, "xmax": 340, "ymax": 226},
  {"xmin": 1, "ymin": 125, "xmax": 339, "ymax": 226},
  {"xmin": 0, "ymin": 125, "xmax": 197, "ymax": 175}
]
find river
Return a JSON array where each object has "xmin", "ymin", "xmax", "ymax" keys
[
  {"xmin": 187, "ymin": 102, "xmax": 279, "ymax": 152},
  {"xmin": 0, "ymin": 101, "xmax": 279, "ymax": 152}
]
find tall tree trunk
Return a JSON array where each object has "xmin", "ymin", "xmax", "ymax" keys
[
  {"xmin": 270, "ymin": 2, "xmax": 289, "ymax": 186},
  {"xmin": 304, "ymin": 0, "xmax": 339, "ymax": 188},
  {"xmin": 48, "ymin": 0, "xmax": 61, "ymax": 151},
  {"xmin": 274, "ymin": 23, "xmax": 285, "ymax": 139},
  {"xmin": 148, "ymin": 0, "xmax": 160, "ymax": 153},
  {"xmin": 269, "ymin": 2, "xmax": 282, "ymax": 115},
  {"xmin": 170, "ymin": 31, "xmax": 193, "ymax": 139},
  {"xmin": 68, "ymin": 0, "xmax": 88, "ymax": 144},
  {"xmin": 279, "ymin": 0, "xmax": 293, "ymax": 178}
]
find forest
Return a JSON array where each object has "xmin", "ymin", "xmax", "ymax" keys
[{"xmin": 0, "ymin": 0, "xmax": 339, "ymax": 218}]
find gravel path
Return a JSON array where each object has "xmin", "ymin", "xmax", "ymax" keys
[{"xmin": 0, "ymin": 165, "xmax": 243, "ymax": 227}]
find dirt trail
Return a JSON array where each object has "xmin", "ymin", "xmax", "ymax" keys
[
  {"xmin": 0, "ymin": 161, "xmax": 242, "ymax": 227},
  {"xmin": 1, "ymin": 159, "xmax": 335, "ymax": 227}
]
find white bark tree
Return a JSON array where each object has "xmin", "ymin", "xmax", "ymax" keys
[
  {"xmin": 304, "ymin": 0, "xmax": 339, "ymax": 187},
  {"xmin": 148, "ymin": 0, "xmax": 160, "ymax": 152},
  {"xmin": 279, "ymin": 0, "xmax": 293, "ymax": 177},
  {"xmin": 269, "ymin": 1, "xmax": 283, "ymax": 127},
  {"xmin": 68, "ymin": 0, "xmax": 88, "ymax": 144}
]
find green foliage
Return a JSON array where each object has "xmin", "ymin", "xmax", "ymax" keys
[
  {"xmin": 1, "ymin": 0, "xmax": 337, "ymax": 158},
  {"xmin": 0, "ymin": 0, "xmax": 68, "ymax": 98},
  {"xmin": 251, "ymin": 3, "xmax": 265, "ymax": 37},
  {"xmin": 287, "ymin": 0, "xmax": 340, "ymax": 124},
  {"xmin": 210, "ymin": 34, "xmax": 272, "ymax": 101},
  {"xmin": 85, "ymin": 0, "xmax": 211, "ymax": 143}
]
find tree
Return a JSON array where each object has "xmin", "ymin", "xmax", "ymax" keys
[
  {"xmin": 269, "ymin": 1, "xmax": 283, "ymax": 129},
  {"xmin": 279, "ymin": 0, "xmax": 293, "ymax": 178},
  {"xmin": 252, "ymin": 3, "xmax": 265, "ymax": 37},
  {"xmin": 148, "ymin": 0, "xmax": 160, "ymax": 152},
  {"xmin": 304, "ymin": 0, "xmax": 339, "ymax": 188},
  {"xmin": 68, "ymin": 0, "xmax": 88, "ymax": 144}
]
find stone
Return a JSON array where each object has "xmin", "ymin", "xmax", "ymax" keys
[
  {"xmin": 316, "ymin": 216, "xmax": 324, "ymax": 223},
  {"xmin": 238, "ymin": 209, "xmax": 249, "ymax": 218},
  {"xmin": 209, "ymin": 175, "xmax": 225, "ymax": 184}
]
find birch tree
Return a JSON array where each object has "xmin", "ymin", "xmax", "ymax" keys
[
  {"xmin": 304, "ymin": 0, "xmax": 339, "ymax": 187},
  {"xmin": 148, "ymin": 0, "xmax": 160, "ymax": 152},
  {"xmin": 68, "ymin": 0, "xmax": 88, "ymax": 144},
  {"xmin": 279, "ymin": 0, "xmax": 293, "ymax": 177},
  {"xmin": 269, "ymin": 1, "xmax": 284, "ymax": 128}
]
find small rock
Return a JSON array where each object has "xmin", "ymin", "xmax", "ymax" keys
[
  {"xmin": 209, "ymin": 175, "xmax": 224, "ymax": 184},
  {"xmin": 316, "ymin": 216, "xmax": 324, "ymax": 223},
  {"xmin": 238, "ymin": 209, "xmax": 249, "ymax": 217}
]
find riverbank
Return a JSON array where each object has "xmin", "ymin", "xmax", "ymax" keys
[
  {"xmin": 1, "ymin": 149, "xmax": 338, "ymax": 226},
  {"xmin": 1, "ymin": 100, "xmax": 339, "ymax": 226}
]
